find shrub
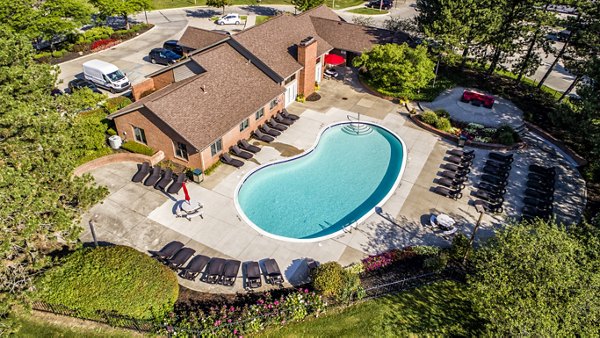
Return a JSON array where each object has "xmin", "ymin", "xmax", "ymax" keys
[
  {"xmin": 312, "ymin": 262, "xmax": 345, "ymax": 298},
  {"xmin": 449, "ymin": 233, "xmax": 471, "ymax": 263},
  {"xmin": 339, "ymin": 271, "xmax": 365, "ymax": 303},
  {"xmin": 203, "ymin": 160, "xmax": 221, "ymax": 175},
  {"xmin": 434, "ymin": 109, "xmax": 450, "ymax": 118},
  {"xmin": 497, "ymin": 131, "xmax": 515, "ymax": 145},
  {"xmin": 103, "ymin": 96, "xmax": 132, "ymax": 113},
  {"xmin": 412, "ymin": 245, "xmax": 441, "ymax": 256},
  {"xmin": 423, "ymin": 252, "xmax": 448, "ymax": 271},
  {"xmin": 107, "ymin": 128, "xmax": 117, "ymax": 136},
  {"xmin": 121, "ymin": 140, "xmax": 154, "ymax": 155},
  {"xmin": 420, "ymin": 111, "xmax": 439, "ymax": 126},
  {"xmin": 344, "ymin": 262, "xmax": 365, "ymax": 275},
  {"xmin": 34, "ymin": 246, "xmax": 178, "ymax": 319},
  {"xmin": 435, "ymin": 117, "xmax": 452, "ymax": 132},
  {"xmin": 33, "ymin": 51, "xmax": 52, "ymax": 61},
  {"xmin": 71, "ymin": 42, "xmax": 90, "ymax": 53},
  {"xmin": 77, "ymin": 26, "xmax": 115, "ymax": 44},
  {"xmin": 51, "ymin": 49, "xmax": 67, "ymax": 58}
]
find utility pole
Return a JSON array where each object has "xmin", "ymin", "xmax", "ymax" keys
[{"xmin": 464, "ymin": 203, "xmax": 486, "ymax": 265}]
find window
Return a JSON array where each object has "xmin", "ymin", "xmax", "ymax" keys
[
  {"xmin": 316, "ymin": 57, "xmax": 321, "ymax": 64},
  {"xmin": 269, "ymin": 98, "xmax": 278, "ymax": 110},
  {"xmin": 240, "ymin": 118, "xmax": 249, "ymax": 131},
  {"xmin": 210, "ymin": 138, "xmax": 222, "ymax": 157},
  {"xmin": 175, "ymin": 141, "xmax": 188, "ymax": 160},
  {"xmin": 133, "ymin": 126, "xmax": 147, "ymax": 144},
  {"xmin": 284, "ymin": 74, "xmax": 296, "ymax": 85},
  {"xmin": 255, "ymin": 107, "xmax": 264, "ymax": 120}
]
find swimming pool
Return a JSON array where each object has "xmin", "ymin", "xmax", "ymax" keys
[{"xmin": 235, "ymin": 121, "xmax": 406, "ymax": 242}]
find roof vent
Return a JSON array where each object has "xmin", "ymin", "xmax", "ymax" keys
[{"xmin": 300, "ymin": 36, "xmax": 315, "ymax": 46}]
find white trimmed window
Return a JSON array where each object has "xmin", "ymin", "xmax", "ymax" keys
[
  {"xmin": 255, "ymin": 107, "xmax": 265, "ymax": 120},
  {"xmin": 175, "ymin": 142, "xmax": 188, "ymax": 160},
  {"xmin": 210, "ymin": 138, "xmax": 222, "ymax": 157},
  {"xmin": 133, "ymin": 126, "xmax": 147, "ymax": 144},
  {"xmin": 240, "ymin": 118, "xmax": 249, "ymax": 131}
]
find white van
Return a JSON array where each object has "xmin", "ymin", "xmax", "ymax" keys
[{"xmin": 82, "ymin": 60, "xmax": 130, "ymax": 93}]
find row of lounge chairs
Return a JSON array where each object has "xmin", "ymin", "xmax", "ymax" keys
[
  {"xmin": 131, "ymin": 162, "xmax": 185, "ymax": 194},
  {"xmin": 221, "ymin": 110, "xmax": 299, "ymax": 168},
  {"xmin": 471, "ymin": 152, "xmax": 514, "ymax": 213},
  {"xmin": 522, "ymin": 165, "xmax": 556, "ymax": 221},
  {"xmin": 433, "ymin": 148, "xmax": 475, "ymax": 199},
  {"xmin": 149, "ymin": 241, "xmax": 285, "ymax": 288}
]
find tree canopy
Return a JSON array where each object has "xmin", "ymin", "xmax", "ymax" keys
[
  {"xmin": 291, "ymin": 0, "xmax": 325, "ymax": 12},
  {"xmin": 91, "ymin": 0, "xmax": 152, "ymax": 29},
  {"xmin": 469, "ymin": 219, "xmax": 600, "ymax": 336},
  {"xmin": 206, "ymin": 0, "xmax": 233, "ymax": 14}
]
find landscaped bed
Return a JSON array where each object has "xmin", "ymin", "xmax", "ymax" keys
[{"xmin": 348, "ymin": 8, "xmax": 389, "ymax": 15}]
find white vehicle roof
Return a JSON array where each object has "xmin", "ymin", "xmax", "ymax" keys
[{"xmin": 83, "ymin": 59, "xmax": 119, "ymax": 73}]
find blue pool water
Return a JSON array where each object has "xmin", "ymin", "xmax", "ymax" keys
[{"xmin": 235, "ymin": 122, "xmax": 405, "ymax": 241}]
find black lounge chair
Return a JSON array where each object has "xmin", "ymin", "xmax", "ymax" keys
[
  {"xmin": 260, "ymin": 125, "xmax": 281, "ymax": 137},
  {"xmin": 488, "ymin": 152, "xmax": 514, "ymax": 163},
  {"xmin": 525, "ymin": 188, "xmax": 553, "ymax": 202},
  {"xmin": 245, "ymin": 261, "xmax": 262, "ymax": 288},
  {"xmin": 230, "ymin": 145, "xmax": 253, "ymax": 159},
  {"xmin": 262, "ymin": 258, "xmax": 284, "ymax": 286},
  {"xmin": 483, "ymin": 165, "xmax": 510, "ymax": 178},
  {"xmin": 144, "ymin": 166, "xmax": 161, "ymax": 186},
  {"xmin": 268, "ymin": 118, "xmax": 288, "ymax": 131},
  {"xmin": 440, "ymin": 170, "xmax": 467, "ymax": 183},
  {"xmin": 253, "ymin": 130, "xmax": 275, "ymax": 143},
  {"xmin": 435, "ymin": 177, "xmax": 466, "ymax": 190},
  {"xmin": 448, "ymin": 148, "xmax": 474, "ymax": 158},
  {"xmin": 274, "ymin": 113, "xmax": 294, "ymax": 126},
  {"xmin": 474, "ymin": 199, "xmax": 504, "ymax": 213},
  {"xmin": 481, "ymin": 174, "xmax": 508, "ymax": 187},
  {"xmin": 167, "ymin": 173, "xmax": 186, "ymax": 194},
  {"xmin": 281, "ymin": 108, "xmax": 299, "ymax": 120},
  {"xmin": 203, "ymin": 257, "xmax": 226, "ymax": 284},
  {"xmin": 222, "ymin": 260, "xmax": 241, "ymax": 286},
  {"xmin": 528, "ymin": 172, "xmax": 555, "ymax": 185},
  {"xmin": 166, "ymin": 248, "xmax": 196, "ymax": 269},
  {"xmin": 155, "ymin": 168, "xmax": 173, "ymax": 191},
  {"xmin": 446, "ymin": 155, "xmax": 472, "ymax": 166},
  {"xmin": 221, "ymin": 153, "xmax": 244, "ymax": 168},
  {"xmin": 529, "ymin": 164, "xmax": 556, "ymax": 177},
  {"xmin": 478, "ymin": 182, "xmax": 506, "ymax": 195},
  {"xmin": 485, "ymin": 159, "xmax": 511, "ymax": 171},
  {"xmin": 523, "ymin": 197, "xmax": 553, "ymax": 211},
  {"xmin": 180, "ymin": 254, "xmax": 210, "ymax": 280},
  {"xmin": 472, "ymin": 189, "xmax": 504, "ymax": 204},
  {"xmin": 149, "ymin": 241, "xmax": 184, "ymax": 263},
  {"xmin": 526, "ymin": 179, "xmax": 554, "ymax": 193},
  {"xmin": 239, "ymin": 139, "xmax": 261, "ymax": 153},
  {"xmin": 132, "ymin": 162, "xmax": 151, "ymax": 183},
  {"xmin": 442, "ymin": 163, "xmax": 471, "ymax": 175},
  {"xmin": 522, "ymin": 205, "xmax": 552, "ymax": 220},
  {"xmin": 433, "ymin": 186, "xmax": 463, "ymax": 199}
]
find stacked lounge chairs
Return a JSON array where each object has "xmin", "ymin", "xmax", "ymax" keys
[
  {"xmin": 131, "ymin": 163, "xmax": 186, "ymax": 194},
  {"xmin": 522, "ymin": 165, "xmax": 555, "ymax": 221},
  {"xmin": 472, "ymin": 151, "xmax": 513, "ymax": 213},
  {"xmin": 433, "ymin": 149, "xmax": 474, "ymax": 199}
]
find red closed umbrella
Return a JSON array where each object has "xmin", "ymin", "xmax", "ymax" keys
[{"xmin": 324, "ymin": 53, "xmax": 345, "ymax": 66}]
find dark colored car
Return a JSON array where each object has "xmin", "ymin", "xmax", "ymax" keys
[
  {"xmin": 149, "ymin": 48, "xmax": 182, "ymax": 65},
  {"xmin": 68, "ymin": 79, "xmax": 102, "ymax": 94},
  {"xmin": 366, "ymin": 0, "xmax": 393, "ymax": 10},
  {"xmin": 163, "ymin": 40, "xmax": 184, "ymax": 55}
]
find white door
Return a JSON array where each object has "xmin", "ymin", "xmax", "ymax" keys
[
  {"xmin": 315, "ymin": 62, "xmax": 322, "ymax": 84},
  {"xmin": 284, "ymin": 81, "xmax": 297, "ymax": 107}
]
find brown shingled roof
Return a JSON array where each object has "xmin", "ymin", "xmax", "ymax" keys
[
  {"xmin": 179, "ymin": 26, "xmax": 229, "ymax": 50},
  {"xmin": 136, "ymin": 44, "xmax": 284, "ymax": 150}
]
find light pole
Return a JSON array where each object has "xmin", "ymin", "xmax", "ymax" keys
[{"xmin": 464, "ymin": 203, "xmax": 486, "ymax": 265}]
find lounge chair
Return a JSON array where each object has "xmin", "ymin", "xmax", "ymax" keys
[
  {"xmin": 446, "ymin": 155, "xmax": 472, "ymax": 166},
  {"xmin": 274, "ymin": 113, "xmax": 294, "ymax": 126},
  {"xmin": 474, "ymin": 199, "xmax": 504, "ymax": 213},
  {"xmin": 203, "ymin": 257, "xmax": 226, "ymax": 284},
  {"xmin": 239, "ymin": 139, "xmax": 261, "ymax": 153},
  {"xmin": 472, "ymin": 189, "xmax": 504, "ymax": 204},
  {"xmin": 481, "ymin": 174, "xmax": 507, "ymax": 187},
  {"xmin": 433, "ymin": 186, "xmax": 463, "ymax": 199},
  {"xmin": 166, "ymin": 173, "xmax": 186, "ymax": 194},
  {"xmin": 221, "ymin": 153, "xmax": 244, "ymax": 168},
  {"xmin": 260, "ymin": 124, "xmax": 281, "ymax": 137},
  {"xmin": 485, "ymin": 159, "xmax": 511, "ymax": 171},
  {"xmin": 155, "ymin": 168, "xmax": 173, "ymax": 191},
  {"xmin": 230, "ymin": 145, "xmax": 253, "ymax": 159},
  {"xmin": 267, "ymin": 118, "xmax": 287, "ymax": 131},
  {"xmin": 281, "ymin": 108, "xmax": 299, "ymax": 120},
  {"xmin": 253, "ymin": 130, "xmax": 275, "ymax": 143},
  {"xmin": 244, "ymin": 261, "xmax": 262, "ymax": 288},
  {"xmin": 448, "ymin": 148, "xmax": 474, "ymax": 158},
  {"xmin": 529, "ymin": 164, "xmax": 556, "ymax": 177},
  {"xmin": 149, "ymin": 241, "xmax": 184, "ymax": 263},
  {"xmin": 526, "ymin": 179, "xmax": 554, "ymax": 193},
  {"xmin": 222, "ymin": 260, "xmax": 241, "ymax": 286},
  {"xmin": 522, "ymin": 205, "xmax": 552, "ymax": 220},
  {"xmin": 528, "ymin": 172, "xmax": 555, "ymax": 186},
  {"xmin": 523, "ymin": 197, "xmax": 553, "ymax": 211},
  {"xmin": 262, "ymin": 258, "xmax": 284, "ymax": 286},
  {"xmin": 435, "ymin": 177, "xmax": 466, "ymax": 190},
  {"xmin": 478, "ymin": 182, "xmax": 506, "ymax": 195},
  {"xmin": 524, "ymin": 188, "xmax": 553, "ymax": 202},
  {"xmin": 442, "ymin": 163, "xmax": 471, "ymax": 175},
  {"xmin": 132, "ymin": 162, "xmax": 151, "ymax": 183},
  {"xmin": 440, "ymin": 170, "xmax": 467, "ymax": 182},
  {"xmin": 180, "ymin": 254, "xmax": 210, "ymax": 280},
  {"xmin": 482, "ymin": 165, "xmax": 510, "ymax": 178},
  {"xmin": 144, "ymin": 166, "xmax": 161, "ymax": 186},
  {"xmin": 166, "ymin": 248, "xmax": 195, "ymax": 269},
  {"xmin": 488, "ymin": 152, "xmax": 513, "ymax": 163}
]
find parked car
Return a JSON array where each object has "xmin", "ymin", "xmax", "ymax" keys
[
  {"xmin": 216, "ymin": 13, "xmax": 242, "ymax": 25},
  {"xmin": 366, "ymin": 0, "xmax": 393, "ymax": 10},
  {"xmin": 163, "ymin": 40, "xmax": 184, "ymax": 55},
  {"xmin": 149, "ymin": 48, "xmax": 182, "ymax": 65},
  {"xmin": 68, "ymin": 79, "xmax": 102, "ymax": 94}
]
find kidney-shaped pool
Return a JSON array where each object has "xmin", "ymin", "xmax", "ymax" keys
[{"xmin": 234, "ymin": 122, "xmax": 406, "ymax": 242}]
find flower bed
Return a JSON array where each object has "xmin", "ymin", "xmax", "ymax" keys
[{"xmin": 91, "ymin": 38, "xmax": 119, "ymax": 51}]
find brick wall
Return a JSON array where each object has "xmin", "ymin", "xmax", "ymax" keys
[
  {"xmin": 297, "ymin": 38, "xmax": 318, "ymax": 98},
  {"xmin": 131, "ymin": 78, "xmax": 155, "ymax": 101},
  {"xmin": 152, "ymin": 69, "xmax": 175, "ymax": 91}
]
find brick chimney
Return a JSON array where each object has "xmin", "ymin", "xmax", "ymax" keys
[{"xmin": 297, "ymin": 36, "xmax": 317, "ymax": 98}]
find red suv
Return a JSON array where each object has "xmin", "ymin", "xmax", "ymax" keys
[{"xmin": 460, "ymin": 90, "xmax": 494, "ymax": 108}]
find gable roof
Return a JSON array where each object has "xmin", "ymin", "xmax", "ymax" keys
[{"xmin": 178, "ymin": 26, "xmax": 230, "ymax": 50}]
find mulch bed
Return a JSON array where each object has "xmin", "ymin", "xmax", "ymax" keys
[{"xmin": 306, "ymin": 93, "xmax": 321, "ymax": 102}]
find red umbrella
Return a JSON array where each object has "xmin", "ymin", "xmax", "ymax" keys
[{"xmin": 324, "ymin": 53, "xmax": 345, "ymax": 66}]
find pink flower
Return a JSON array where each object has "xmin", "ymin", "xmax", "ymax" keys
[
  {"xmin": 304, "ymin": 289, "xmax": 309, "ymax": 293},
  {"xmin": 228, "ymin": 319, "xmax": 232, "ymax": 323},
  {"xmin": 274, "ymin": 300, "xmax": 279, "ymax": 306},
  {"xmin": 214, "ymin": 320, "xmax": 221, "ymax": 327},
  {"xmin": 258, "ymin": 299, "xmax": 264, "ymax": 304},
  {"xmin": 234, "ymin": 329, "xmax": 238, "ymax": 334}
]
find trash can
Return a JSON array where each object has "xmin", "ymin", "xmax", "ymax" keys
[
  {"xmin": 108, "ymin": 135, "xmax": 122, "ymax": 149},
  {"xmin": 458, "ymin": 135, "xmax": 467, "ymax": 148},
  {"xmin": 191, "ymin": 168, "xmax": 203, "ymax": 183}
]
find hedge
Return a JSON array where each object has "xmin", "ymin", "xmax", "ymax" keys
[
  {"xmin": 121, "ymin": 140, "xmax": 154, "ymax": 156},
  {"xmin": 34, "ymin": 246, "xmax": 178, "ymax": 319},
  {"xmin": 103, "ymin": 96, "xmax": 132, "ymax": 114}
]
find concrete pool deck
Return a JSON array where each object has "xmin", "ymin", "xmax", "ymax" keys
[{"xmin": 79, "ymin": 79, "xmax": 586, "ymax": 294}]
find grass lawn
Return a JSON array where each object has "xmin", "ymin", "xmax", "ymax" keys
[
  {"xmin": 152, "ymin": 0, "xmax": 291, "ymax": 9},
  {"xmin": 258, "ymin": 281, "xmax": 483, "ymax": 337},
  {"xmin": 14, "ymin": 313, "xmax": 136, "ymax": 338},
  {"xmin": 255, "ymin": 15, "xmax": 272, "ymax": 25},
  {"xmin": 325, "ymin": 0, "xmax": 365, "ymax": 9},
  {"xmin": 348, "ymin": 7, "xmax": 389, "ymax": 14}
]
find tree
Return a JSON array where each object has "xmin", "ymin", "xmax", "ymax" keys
[
  {"xmin": 469, "ymin": 220, "xmax": 600, "ymax": 336},
  {"xmin": 353, "ymin": 43, "xmax": 435, "ymax": 99},
  {"xmin": 206, "ymin": 0, "xmax": 233, "ymax": 14},
  {"xmin": 291, "ymin": 0, "xmax": 325, "ymax": 13},
  {"xmin": 91, "ymin": 0, "xmax": 152, "ymax": 30}
]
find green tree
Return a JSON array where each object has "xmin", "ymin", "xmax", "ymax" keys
[
  {"xmin": 91, "ymin": 0, "xmax": 152, "ymax": 29},
  {"xmin": 291, "ymin": 0, "xmax": 325, "ymax": 13},
  {"xmin": 353, "ymin": 43, "xmax": 435, "ymax": 99},
  {"xmin": 206, "ymin": 0, "xmax": 233, "ymax": 14},
  {"xmin": 469, "ymin": 220, "xmax": 600, "ymax": 335}
]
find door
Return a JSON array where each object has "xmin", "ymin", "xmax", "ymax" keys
[
  {"xmin": 315, "ymin": 61, "xmax": 322, "ymax": 84},
  {"xmin": 284, "ymin": 81, "xmax": 297, "ymax": 107}
]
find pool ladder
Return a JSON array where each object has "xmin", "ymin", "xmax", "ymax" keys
[{"xmin": 344, "ymin": 115, "xmax": 373, "ymax": 135}]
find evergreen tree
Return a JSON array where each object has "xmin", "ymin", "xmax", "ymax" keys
[{"xmin": 206, "ymin": 0, "xmax": 233, "ymax": 14}]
